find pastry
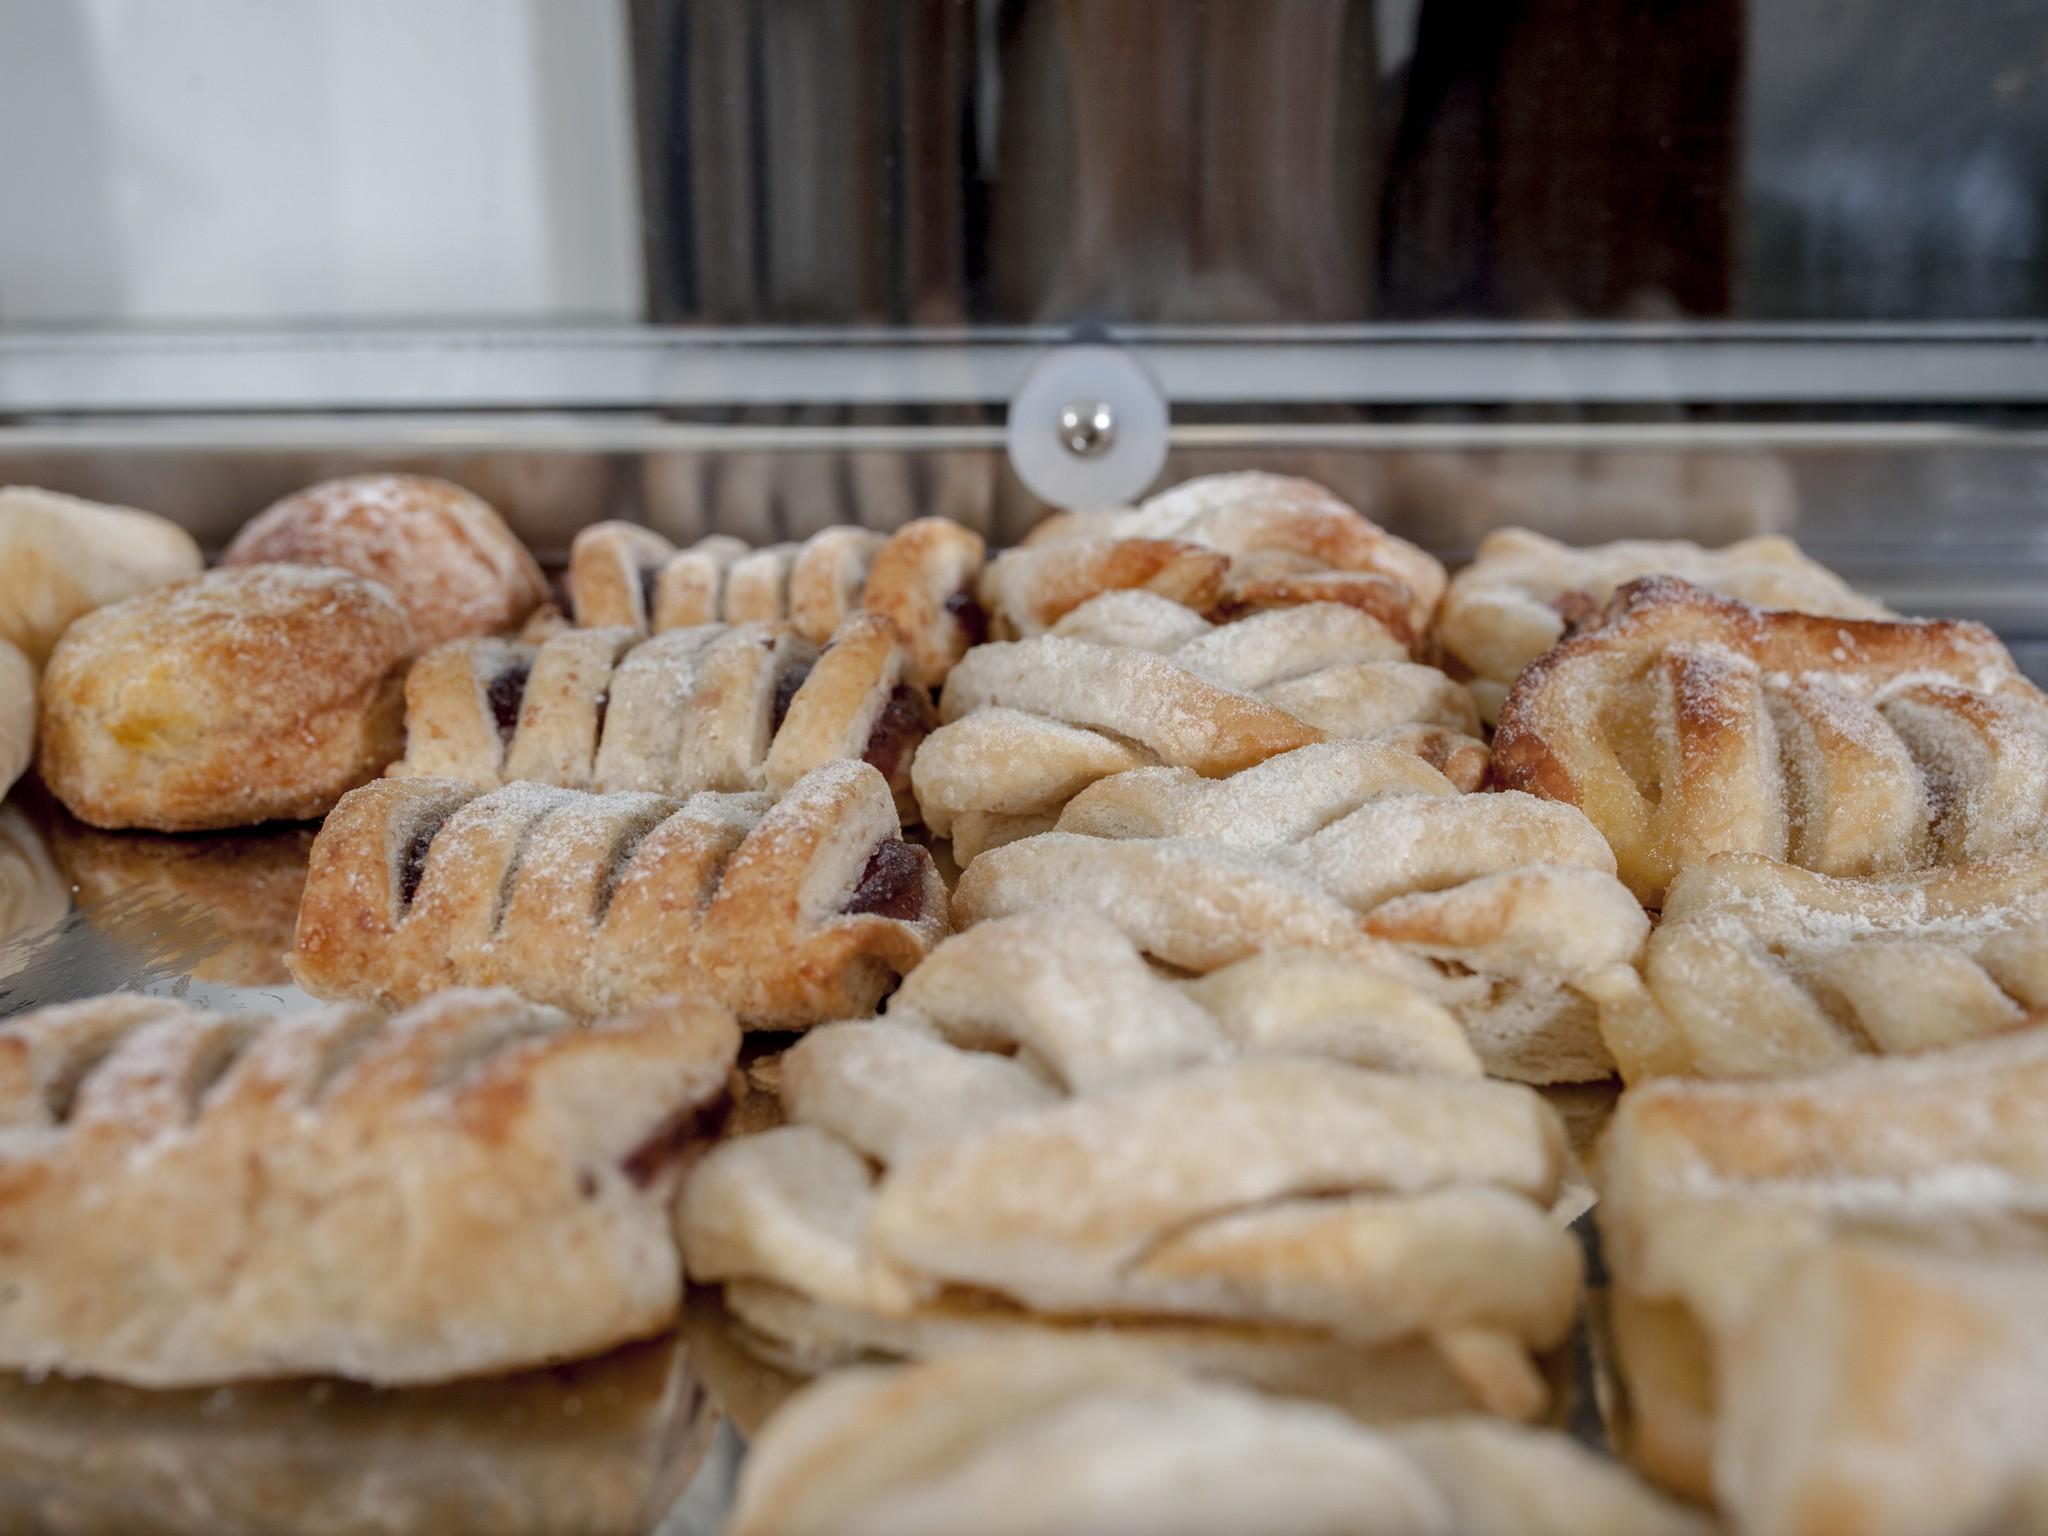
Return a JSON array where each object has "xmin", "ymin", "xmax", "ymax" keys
[
  {"xmin": 1591, "ymin": 850, "xmax": 2048, "ymax": 1081},
  {"xmin": 48, "ymin": 818, "xmax": 318, "ymax": 987},
  {"xmin": 948, "ymin": 743, "xmax": 1647, "ymax": 1082},
  {"xmin": 568, "ymin": 516, "xmax": 986, "ymax": 689},
  {"xmin": 0, "ymin": 1333, "xmax": 714, "ymax": 1536},
  {"xmin": 985, "ymin": 471, "xmax": 1445, "ymax": 651},
  {"xmin": 1494, "ymin": 576, "xmax": 2048, "ymax": 905},
  {"xmin": 36, "ymin": 566, "xmax": 412, "ymax": 831},
  {"xmin": 290, "ymin": 759, "xmax": 949, "ymax": 1028},
  {"xmin": 0, "ymin": 638, "xmax": 29, "ymax": 797},
  {"xmin": 0, "ymin": 486, "xmax": 202, "ymax": 671},
  {"xmin": 0, "ymin": 987, "xmax": 736, "ymax": 1386},
  {"xmin": 730, "ymin": 1347, "xmax": 1710, "ymax": 1536},
  {"xmin": 0, "ymin": 805, "xmax": 65, "ymax": 952},
  {"xmin": 390, "ymin": 612, "xmax": 933, "ymax": 818},
  {"xmin": 683, "ymin": 910, "xmax": 1583, "ymax": 1418},
  {"xmin": 1597, "ymin": 1033, "xmax": 2048, "ymax": 1528},
  {"xmin": 1439, "ymin": 527, "xmax": 1890, "ymax": 722},
  {"xmin": 222, "ymin": 473, "xmax": 547, "ymax": 652},
  {"xmin": 914, "ymin": 594, "xmax": 1484, "ymax": 862}
]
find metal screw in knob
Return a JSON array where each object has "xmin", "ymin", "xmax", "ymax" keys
[{"xmin": 1058, "ymin": 401, "xmax": 1117, "ymax": 458}]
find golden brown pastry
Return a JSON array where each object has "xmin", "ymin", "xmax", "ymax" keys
[
  {"xmin": 731, "ymin": 1347, "xmax": 1711, "ymax": 1536},
  {"xmin": 36, "ymin": 566, "xmax": 412, "ymax": 831},
  {"xmin": 0, "ymin": 987, "xmax": 737, "ymax": 1386},
  {"xmin": 0, "ymin": 486, "xmax": 202, "ymax": 671},
  {"xmin": 1494, "ymin": 576, "xmax": 2048, "ymax": 905},
  {"xmin": 290, "ymin": 759, "xmax": 950, "ymax": 1029},
  {"xmin": 569, "ymin": 515, "xmax": 986, "ymax": 689},
  {"xmin": 223, "ymin": 473, "xmax": 547, "ymax": 651}
]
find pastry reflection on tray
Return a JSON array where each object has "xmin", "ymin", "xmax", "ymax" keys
[{"xmin": 0, "ymin": 1334, "xmax": 719, "ymax": 1536}]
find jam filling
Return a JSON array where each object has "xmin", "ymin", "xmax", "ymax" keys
[
  {"xmin": 770, "ymin": 660, "xmax": 816, "ymax": 735},
  {"xmin": 861, "ymin": 685, "xmax": 937, "ymax": 783},
  {"xmin": 842, "ymin": 838, "xmax": 929, "ymax": 921},
  {"xmin": 638, "ymin": 564, "xmax": 664, "ymax": 623},
  {"xmin": 944, "ymin": 587, "xmax": 989, "ymax": 648},
  {"xmin": 619, "ymin": 1092, "xmax": 731, "ymax": 1189},
  {"xmin": 486, "ymin": 661, "xmax": 532, "ymax": 743},
  {"xmin": 397, "ymin": 814, "xmax": 448, "ymax": 907}
]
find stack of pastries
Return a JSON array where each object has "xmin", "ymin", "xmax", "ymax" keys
[{"xmin": 2, "ymin": 463, "xmax": 2046, "ymax": 1535}]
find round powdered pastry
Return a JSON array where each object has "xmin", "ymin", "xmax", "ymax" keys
[
  {"xmin": 36, "ymin": 566, "xmax": 413, "ymax": 831},
  {"xmin": 223, "ymin": 474, "xmax": 546, "ymax": 651}
]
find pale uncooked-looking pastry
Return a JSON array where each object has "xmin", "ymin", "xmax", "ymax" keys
[
  {"xmin": 730, "ymin": 1347, "xmax": 1710, "ymax": 1536},
  {"xmin": 949, "ymin": 742, "xmax": 1648, "ymax": 1082},
  {"xmin": 291, "ymin": 759, "xmax": 949, "ymax": 1029},
  {"xmin": 0, "ymin": 987, "xmax": 736, "ymax": 1387},
  {"xmin": 36, "ymin": 566, "xmax": 413, "ymax": 831},
  {"xmin": 569, "ymin": 516, "xmax": 986, "ymax": 689},
  {"xmin": 683, "ymin": 910, "xmax": 1582, "ymax": 1420},
  {"xmin": 1591, "ymin": 850, "xmax": 2048, "ymax": 1081},
  {"xmin": 914, "ymin": 594, "xmax": 1484, "ymax": 863},
  {"xmin": 1494, "ymin": 576, "xmax": 2048, "ymax": 905},
  {"xmin": 223, "ymin": 473, "xmax": 547, "ymax": 652},
  {"xmin": 1439, "ymin": 527, "xmax": 1889, "ymax": 722},
  {"xmin": 0, "ymin": 638, "xmax": 29, "ymax": 797},
  {"xmin": 391, "ymin": 612, "xmax": 932, "ymax": 820},
  {"xmin": 1598, "ymin": 1033, "xmax": 2048, "ymax": 1533},
  {"xmin": 0, "ymin": 486, "xmax": 203, "ymax": 671},
  {"xmin": 987, "ymin": 472, "xmax": 1446, "ymax": 654}
]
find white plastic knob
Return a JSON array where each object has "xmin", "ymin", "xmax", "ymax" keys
[{"xmin": 1006, "ymin": 345, "xmax": 1170, "ymax": 509}]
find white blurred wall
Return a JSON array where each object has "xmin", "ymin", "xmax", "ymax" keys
[{"xmin": 0, "ymin": 0, "xmax": 642, "ymax": 324}]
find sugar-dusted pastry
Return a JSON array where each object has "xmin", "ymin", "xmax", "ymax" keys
[
  {"xmin": 291, "ymin": 759, "xmax": 949, "ymax": 1028},
  {"xmin": 37, "ymin": 566, "xmax": 413, "ymax": 832},
  {"xmin": 986, "ymin": 471, "xmax": 1446, "ymax": 651},
  {"xmin": 1598, "ymin": 1033, "xmax": 2048, "ymax": 1529},
  {"xmin": 0, "ymin": 485, "xmax": 203, "ymax": 671},
  {"xmin": 948, "ymin": 743, "xmax": 1646, "ymax": 1081},
  {"xmin": 1591, "ymin": 850, "xmax": 2048, "ymax": 1081},
  {"xmin": 569, "ymin": 516, "xmax": 986, "ymax": 689},
  {"xmin": 391, "ymin": 612, "xmax": 933, "ymax": 818},
  {"xmin": 0, "ymin": 987, "xmax": 736, "ymax": 1386},
  {"xmin": 684, "ymin": 910, "xmax": 1582, "ymax": 1417},
  {"xmin": 1439, "ymin": 527, "xmax": 1890, "ymax": 722},
  {"xmin": 1494, "ymin": 576, "xmax": 2048, "ymax": 905},
  {"xmin": 915, "ymin": 594, "xmax": 1484, "ymax": 862},
  {"xmin": 0, "ymin": 638, "xmax": 29, "ymax": 797},
  {"xmin": 731, "ymin": 1347, "xmax": 1710, "ymax": 1536},
  {"xmin": 222, "ymin": 473, "xmax": 547, "ymax": 651}
]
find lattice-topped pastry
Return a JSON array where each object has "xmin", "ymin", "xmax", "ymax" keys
[
  {"xmin": 0, "ymin": 986, "xmax": 736, "ymax": 1386},
  {"xmin": 947, "ymin": 743, "xmax": 1646, "ymax": 1081},
  {"xmin": 1597, "ymin": 1034, "xmax": 2048, "ymax": 1530},
  {"xmin": 731, "ymin": 1347, "xmax": 1712, "ymax": 1536},
  {"xmin": 391, "ymin": 612, "xmax": 934, "ymax": 817},
  {"xmin": 568, "ymin": 516, "xmax": 985, "ymax": 689},
  {"xmin": 983, "ymin": 471, "xmax": 1445, "ymax": 652},
  {"xmin": 683, "ymin": 910, "xmax": 1583, "ymax": 1421},
  {"xmin": 290, "ymin": 759, "xmax": 949, "ymax": 1028},
  {"xmin": 1493, "ymin": 576, "xmax": 2048, "ymax": 905},
  {"xmin": 1591, "ymin": 850, "xmax": 2048, "ymax": 1081},
  {"xmin": 1440, "ymin": 528, "xmax": 1890, "ymax": 723},
  {"xmin": 914, "ymin": 594, "xmax": 1485, "ymax": 862}
]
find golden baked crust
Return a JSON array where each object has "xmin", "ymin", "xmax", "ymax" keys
[
  {"xmin": 291, "ymin": 759, "xmax": 949, "ymax": 1028},
  {"xmin": 915, "ymin": 594, "xmax": 1483, "ymax": 863},
  {"xmin": 1592, "ymin": 850, "xmax": 2048, "ymax": 1081},
  {"xmin": 730, "ymin": 1348, "xmax": 1710, "ymax": 1536},
  {"xmin": 1439, "ymin": 527, "xmax": 1889, "ymax": 723},
  {"xmin": 0, "ymin": 987, "xmax": 736, "ymax": 1386},
  {"xmin": 986, "ymin": 472, "xmax": 1446, "ymax": 653},
  {"xmin": 568, "ymin": 517, "xmax": 987, "ymax": 688},
  {"xmin": 1494, "ymin": 576, "xmax": 2047, "ymax": 905},
  {"xmin": 36, "ymin": 566, "xmax": 412, "ymax": 832},
  {"xmin": 0, "ymin": 486, "xmax": 202, "ymax": 671},
  {"xmin": 0, "ymin": 639, "xmax": 29, "ymax": 797},
  {"xmin": 948, "ymin": 743, "xmax": 1646, "ymax": 1082},
  {"xmin": 683, "ymin": 910, "xmax": 1581, "ymax": 1418},
  {"xmin": 223, "ymin": 473, "xmax": 547, "ymax": 651},
  {"xmin": 392, "ymin": 612, "xmax": 933, "ymax": 818}
]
